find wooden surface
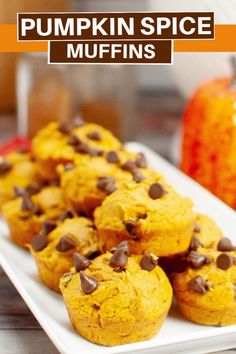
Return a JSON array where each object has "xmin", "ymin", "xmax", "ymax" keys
[
  {"xmin": 0, "ymin": 92, "xmax": 235, "ymax": 353},
  {"xmin": 0, "ymin": 267, "xmax": 59, "ymax": 354}
]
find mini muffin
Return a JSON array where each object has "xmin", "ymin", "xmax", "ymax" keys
[
  {"xmin": 193, "ymin": 214, "xmax": 222, "ymax": 248},
  {"xmin": 0, "ymin": 151, "xmax": 41, "ymax": 208},
  {"xmin": 30, "ymin": 217, "xmax": 99, "ymax": 292},
  {"xmin": 59, "ymin": 149, "xmax": 153, "ymax": 216},
  {"xmin": 2, "ymin": 186, "xmax": 66, "ymax": 248},
  {"xmin": 32, "ymin": 119, "xmax": 121, "ymax": 180},
  {"xmin": 173, "ymin": 239, "xmax": 236, "ymax": 326},
  {"xmin": 158, "ymin": 213, "xmax": 222, "ymax": 274},
  {"xmin": 95, "ymin": 178, "xmax": 196, "ymax": 257},
  {"xmin": 60, "ymin": 241, "xmax": 172, "ymax": 346}
]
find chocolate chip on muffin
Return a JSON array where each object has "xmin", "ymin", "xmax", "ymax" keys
[
  {"xmin": 148, "ymin": 183, "xmax": 166, "ymax": 200},
  {"xmin": 56, "ymin": 236, "xmax": 76, "ymax": 252},
  {"xmin": 140, "ymin": 253, "xmax": 158, "ymax": 271},
  {"xmin": 188, "ymin": 275, "xmax": 210, "ymax": 294},
  {"xmin": 79, "ymin": 271, "xmax": 98, "ymax": 294},
  {"xmin": 86, "ymin": 131, "xmax": 102, "ymax": 141},
  {"xmin": 106, "ymin": 151, "xmax": 119, "ymax": 164}
]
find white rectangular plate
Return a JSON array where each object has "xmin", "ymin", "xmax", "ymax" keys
[{"xmin": 1, "ymin": 142, "xmax": 236, "ymax": 354}]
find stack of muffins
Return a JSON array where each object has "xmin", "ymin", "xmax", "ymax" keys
[{"xmin": 1, "ymin": 118, "xmax": 236, "ymax": 347}]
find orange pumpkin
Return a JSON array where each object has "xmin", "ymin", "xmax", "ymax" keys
[{"xmin": 181, "ymin": 74, "xmax": 236, "ymax": 210}]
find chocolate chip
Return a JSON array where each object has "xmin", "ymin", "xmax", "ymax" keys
[
  {"xmin": 42, "ymin": 220, "xmax": 57, "ymax": 236},
  {"xmin": 194, "ymin": 223, "xmax": 201, "ymax": 233},
  {"xmin": 124, "ymin": 219, "xmax": 136, "ymax": 235},
  {"xmin": 59, "ymin": 210, "xmax": 74, "ymax": 222},
  {"xmin": 110, "ymin": 241, "xmax": 130, "ymax": 255},
  {"xmin": 58, "ymin": 121, "xmax": 72, "ymax": 134},
  {"xmin": 106, "ymin": 151, "xmax": 119, "ymax": 164},
  {"xmin": 137, "ymin": 212, "xmax": 148, "ymax": 220},
  {"xmin": 140, "ymin": 253, "xmax": 158, "ymax": 271},
  {"xmin": 89, "ymin": 147, "xmax": 103, "ymax": 157},
  {"xmin": 56, "ymin": 236, "xmax": 76, "ymax": 252},
  {"xmin": 188, "ymin": 276, "xmax": 209, "ymax": 294},
  {"xmin": 121, "ymin": 160, "xmax": 137, "ymax": 172},
  {"xmin": 136, "ymin": 153, "xmax": 147, "ymax": 168},
  {"xmin": 216, "ymin": 253, "xmax": 234, "ymax": 270},
  {"xmin": 187, "ymin": 251, "xmax": 211, "ymax": 269},
  {"xmin": 86, "ymin": 131, "xmax": 102, "ymax": 141},
  {"xmin": 217, "ymin": 237, "xmax": 235, "ymax": 252},
  {"xmin": 132, "ymin": 169, "xmax": 145, "ymax": 183},
  {"xmin": 26, "ymin": 183, "xmax": 41, "ymax": 196},
  {"xmin": 64, "ymin": 163, "xmax": 75, "ymax": 171},
  {"xmin": 31, "ymin": 234, "xmax": 47, "ymax": 251},
  {"xmin": 80, "ymin": 271, "xmax": 98, "ymax": 294},
  {"xmin": 21, "ymin": 194, "xmax": 35, "ymax": 212},
  {"xmin": 97, "ymin": 176, "xmax": 116, "ymax": 195},
  {"xmin": 34, "ymin": 206, "xmax": 44, "ymax": 216},
  {"xmin": 13, "ymin": 186, "xmax": 26, "ymax": 198},
  {"xmin": 74, "ymin": 142, "xmax": 90, "ymax": 154},
  {"xmin": 110, "ymin": 246, "xmax": 128, "ymax": 269},
  {"xmin": 189, "ymin": 236, "xmax": 203, "ymax": 251},
  {"xmin": 148, "ymin": 183, "xmax": 166, "ymax": 200},
  {"xmin": 97, "ymin": 176, "xmax": 114, "ymax": 190},
  {"xmin": 68, "ymin": 135, "xmax": 81, "ymax": 146},
  {"xmin": 0, "ymin": 160, "xmax": 12, "ymax": 175},
  {"xmin": 74, "ymin": 253, "xmax": 91, "ymax": 272},
  {"xmin": 105, "ymin": 183, "xmax": 117, "ymax": 195}
]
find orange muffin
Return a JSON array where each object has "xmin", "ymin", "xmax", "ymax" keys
[
  {"xmin": 0, "ymin": 151, "xmax": 41, "ymax": 208},
  {"xmin": 60, "ymin": 242, "xmax": 172, "ymax": 346},
  {"xmin": 158, "ymin": 213, "xmax": 223, "ymax": 275},
  {"xmin": 32, "ymin": 119, "xmax": 121, "ymax": 180},
  {"xmin": 30, "ymin": 217, "xmax": 99, "ymax": 292},
  {"xmin": 2, "ymin": 186, "xmax": 67, "ymax": 248},
  {"xmin": 173, "ymin": 239, "xmax": 236, "ymax": 326},
  {"xmin": 95, "ymin": 177, "xmax": 196, "ymax": 257},
  {"xmin": 59, "ymin": 149, "xmax": 154, "ymax": 216}
]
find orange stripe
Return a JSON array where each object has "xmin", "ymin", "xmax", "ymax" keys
[
  {"xmin": 0, "ymin": 24, "xmax": 47, "ymax": 52},
  {"xmin": 174, "ymin": 25, "xmax": 236, "ymax": 52},
  {"xmin": 0, "ymin": 24, "xmax": 236, "ymax": 53}
]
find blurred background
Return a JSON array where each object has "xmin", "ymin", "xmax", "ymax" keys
[{"xmin": 0, "ymin": 0, "xmax": 235, "ymax": 164}]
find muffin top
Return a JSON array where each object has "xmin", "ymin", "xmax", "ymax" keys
[
  {"xmin": 192, "ymin": 214, "xmax": 222, "ymax": 249},
  {"xmin": 95, "ymin": 177, "xmax": 195, "ymax": 237},
  {"xmin": 0, "ymin": 151, "xmax": 41, "ymax": 199},
  {"xmin": 173, "ymin": 240, "xmax": 236, "ymax": 311},
  {"xmin": 32, "ymin": 120, "xmax": 121, "ymax": 161},
  {"xmin": 60, "ymin": 241, "xmax": 172, "ymax": 320},
  {"xmin": 2, "ymin": 186, "xmax": 66, "ymax": 222},
  {"xmin": 59, "ymin": 149, "xmax": 156, "ymax": 212},
  {"xmin": 30, "ymin": 217, "xmax": 99, "ymax": 273}
]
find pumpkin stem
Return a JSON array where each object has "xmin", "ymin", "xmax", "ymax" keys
[{"xmin": 230, "ymin": 56, "xmax": 236, "ymax": 89}]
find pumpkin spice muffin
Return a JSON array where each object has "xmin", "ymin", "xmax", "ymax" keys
[
  {"xmin": 60, "ymin": 241, "xmax": 172, "ymax": 346},
  {"xmin": 2, "ymin": 186, "xmax": 66, "ymax": 248},
  {"xmin": 32, "ymin": 119, "xmax": 121, "ymax": 180},
  {"xmin": 192, "ymin": 214, "xmax": 222, "ymax": 248},
  {"xmin": 59, "ymin": 149, "xmax": 154, "ymax": 216},
  {"xmin": 173, "ymin": 239, "xmax": 236, "ymax": 326},
  {"xmin": 158, "ymin": 214, "xmax": 223, "ymax": 275},
  {"xmin": 0, "ymin": 150, "xmax": 41, "ymax": 208},
  {"xmin": 95, "ymin": 178, "xmax": 196, "ymax": 257},
  {"xmin": 29, "ymin": 217, "xmax": 99, "ymax": 292}
]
